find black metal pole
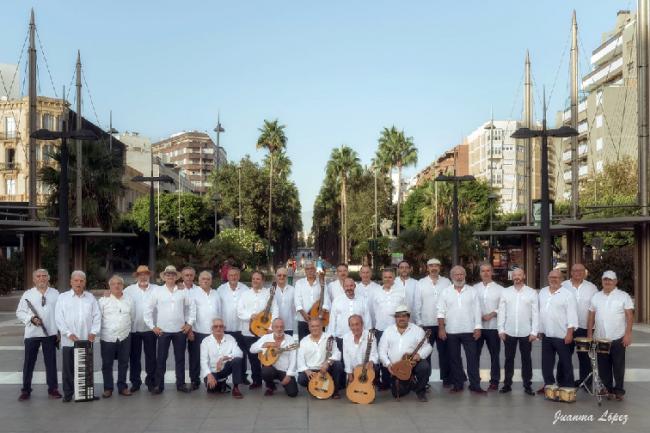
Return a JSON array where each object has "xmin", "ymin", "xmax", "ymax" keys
[
  {"xmin": 452, "ymin": 180, "xmax": 459, "ymax": 266},
  {"xmin": 540, "ymin": 126, "xmax": 551, "ymax": 283},
  {"xmin": 57, "ymin": 121, "xmax": 69, "ymax": 291},
  {"xmin": 148, "ymin": 178, "xmax": 155, "ymax": 272}
]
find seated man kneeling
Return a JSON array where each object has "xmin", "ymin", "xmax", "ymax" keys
[
  {"xmin": 250, "ymin": 318, "xmax": 298, "ymax": 397},
  {"xmin": 200, "ymin": 318, "xmax": 244, "ymax": 398}
]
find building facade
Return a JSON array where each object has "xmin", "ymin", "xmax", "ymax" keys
[{"xmin": 413, "ymin": 142, "xmax": 469, "ymax": 188}]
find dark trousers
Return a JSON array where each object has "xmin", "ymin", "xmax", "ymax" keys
[
  {"xmin": 335, "ymin": 337, "xmax": 345, "ymax": 388},
  {"xmin": 476, "ymin": 329, "xmax": 501, "ymax": 386},
  {"xmin": 129, "ymin": 331, "xmax": 157, "ymax": 388},
  {"xmin": 447, "ymin": 332, "xmax": 481, "ymax": 390},
  {"xmin": 541, "ymin": 335, "xmax": 574, "ymax": 387},
  {"xmin": 205, "ymin": 357, "xmax": 244, "ymax": 391},
  {"xmin": 101, "ymin": 337, "xmax": 131, "ymax": 391},
  {"xmin": 240, "ymin": 335, "xmax": 262, "ymax": 384},
  {"xmin": 188, "ymin": 332, "xmax": 209, "ymax": 384},
  {"xmin": 297, "ymin": 321, "xmax": 309, "ymax": 341},
  {"xmin": 155, "ymin": 332, "xmax": 187, "ymax": 390},
  {"xmin": 298, "ymin": 361, "xmax": 344, "ymax": 393},
  {"xmin": 285, "ymin": 330, "xmax": 293, "ymax": 336},
  {"xmin": 61, "ymin": 346, "xmax": 77, "ymax": 399},
  {"xmin": 374, "ymin": 330, "xmax": 392, "ymax": 388},
  {"xmin": 504, "ymin": 335, "xmax": 532, "ymax": 388},
  {"xmin": 597, "ymin": 338, "xmax": 626, "ymax": 396},
  {"xmin": 423, "ymin": 325, "xmax": 451, "ymax": 384},
  {"xmin": 572, "ymin": 328, "xmax": 592, "ymax": 384},
  {"xmin": 261, "ymin": 366, "xmax": 299, "ymax": 397},
  {"xmin": 390, "ymin": 359, "xmax": 431, "ymax": 398},
  {"xmin": 22, "ymin": 336, "xmax": 58, "ymax": 393},
  {"xmin": 226, "ymin": 331, "xmax": 249, "ymax": 380}
]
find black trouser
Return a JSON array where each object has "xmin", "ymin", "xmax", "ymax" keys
[
  {"xmin": 61, "ymin": 346, "xmax": 77, "ymax": 399},
  {"xmin": 285, "ymin": 330, "xmax": 293, "ymax": 336},
  {"xmin": 297, "ymin": 321, "xmax": 309, "ymax": 341},
  {"xmin": 240, "ymin": 335, "xmax": 262, "ymax": 384},
  {"xmin": 188, "ymin": 332, "xmax": 209, "ymax": 385},
  {"xmin": 335, "ymin": 337, "xmax": 346, "ymax": 388},
  {"xmin": 423, "ymin": 325, "xmax": 453, "ymax": 384},
  {"xmin": 504, "ymin": 335, "xmax": 532, "ymax": 389},
  {"xmin": 101, "ymin": 336, "xmax": 131, "ymax": 392},
  {"xmin": 226, "ymin": 331, "xmax": 249, "ymax": 380},
  {"xmin": 22, "ymin": 336, "xmax": 58, "ymax": 393},
  {"xmin": 447, "ymin": 332, "xmax": 481, "ymax": 390},
  {"xmin": 572, "ymin": 328, "xmax": 592, "ymax": 384},
  {"xmin": 597, "ymin": 338, "xmax": 626, "ymax": 396},
  {"xmin": 261, "ymin": 366, "xmax": 298, "ymax": 397},
  {"xmin": 541, "ymin": 335, "xmax": 574, "ymax": 387},
  {"xmin": 390, "ymin": 359, "xmax": 431, "ymax": 398},
  {"xmin": 374, "ymin": 330, "xmax": 392, "ymax": 388},
  {"xmin": 129, "ymin": 331, "xmax": 157, "ymax": 388},
  {"xmin": 205, "ymin": 357, "xmax": 244, "ymax": 392},
  {"xmin": 476, "ymin": 328, "xmax": 501, "ymax": 386},
  {"xmin": 298, "ymin": 361, "xmax": 344, "ymax": 393},
  {"xmin": 155, "ymin": 331, "xmax": 187, "ymax": 390}
]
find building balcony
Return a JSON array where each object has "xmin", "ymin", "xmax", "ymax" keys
[
  {"xmin": 0, "ymin": 132, "xmax": 20, "ymax": 141},
  {"xmin": 562, "ymin": 150, "xmax": 571, "ymax": 162},
  {"xmin": 582, "ymin": 55, "xmax": 623, "ymax": 91},
  {"xmin": 0, "ymin": 162, "xmax": 20, "ymax": 171},
  {"xmin": 591, "ymin": 33, "xmax": 622, "ymax": 67}
]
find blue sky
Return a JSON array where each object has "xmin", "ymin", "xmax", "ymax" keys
[{"xmin": 0, "ymin": 1, "xmax": 634, "ymax": 233}]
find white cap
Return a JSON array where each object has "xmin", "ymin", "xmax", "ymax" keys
[
  {"xmin": 394, "ymin": 304, "xmax": 410, "ymax": 316},
  {"xmin": 427, "ymin": 258, "xmax": 441, "ymax": 265},
  {"xmin": 602, "ymin": 270, "xmax": 617, "ymax": 280}
]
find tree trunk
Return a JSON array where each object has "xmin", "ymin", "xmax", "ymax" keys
[
  {"xmin": 397, "ymin": 163, "xmax": 402, "ymax": 235},
  {"xmin": 342, "ymin": 177, "xmax": 348, "ymax": 263},
  {"xmin": 268, "ymin": 153, "xmax": 273, "ymax": 265}
]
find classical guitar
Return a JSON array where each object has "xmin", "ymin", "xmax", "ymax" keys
[
  {"xmin": 308, "ymin": 336, "xmax": 335, "ymax": 399},
  {"xmin": 308, "ymin": 272, "xmax": 330, "ymax": 326},
  {"xmin": 391, "ymin": 329, "xmax": 432, "ymax": 381},
  {"xmin": 258, "ymin": 343, "xmax": 299, "ymax": 367},
  {"xmin": 346, "ymin": 330, "xmax": 376, "ymax": 404},
  {"xmin": 250, "ymin": 282, "xmax": 277, "ymax": 337}
]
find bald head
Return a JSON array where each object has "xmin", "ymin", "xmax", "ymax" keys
[{"xmin": 548, "ymin": 269, "xmax": 563, "ymax": 290}]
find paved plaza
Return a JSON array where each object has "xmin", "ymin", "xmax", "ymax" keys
[{"xmin": 0, "ymin": 298, "xmax": 649, "ymax": 433}]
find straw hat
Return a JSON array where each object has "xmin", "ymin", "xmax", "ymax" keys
[
  {"xmin": 133, "ymin": 265, "xmax": 152, "ymax": 277},
  {"xmin": 160, "ymin": 265, "xmax": 181, "ymax": 280}
]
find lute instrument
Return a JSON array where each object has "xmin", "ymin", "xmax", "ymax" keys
[
  {"xmin": 308, "ymin": 272, "xmax": 330, "ymax": 326},
  {"xmin": 391, "ymin": 329, "xmax": 431, "ymax": 381},
  {"xmin": 308, "ymin": 336, "xmax": 335, "ymax": 399},
  {"xmin": 258, "ymin": 342, "xmax": 299, "ymax": 367},
  {"xmin": 346, "ymin": 330, "xmax": 376, "ymax": 404},
  {"xmin": 250, "ymin": 282, "xmax": 277, "ymax": 337}
]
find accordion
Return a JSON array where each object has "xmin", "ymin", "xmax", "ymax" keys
[{"xmin": 73, "ymin": 340, "xmax": 95, "ymax": 402}]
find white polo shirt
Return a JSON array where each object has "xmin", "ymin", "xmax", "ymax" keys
[{"xmin": 589, "ymin": 288, "xmax": 634, "ymax": 340}]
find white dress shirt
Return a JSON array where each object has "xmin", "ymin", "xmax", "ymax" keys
[
  {"xmin": 16, "ymin": 287, "xmax": 59, "ymax": 338},
  {"xmin": 562, "ymin": 279, "xmax": 598, "ymax": 329},
  {"xmin": 368, "ymin": 285, "xmax": 406, "ymax": 331},
  {"xmin": 99, "ymin": 294, "xmax": 134, "ymax": 342},
  {"xmin": 237, "ymin": 287, "xmax": 279, "ymax": 337},
  {"xmin": 124, "ymin": 283, "xmax": 158, "ymax": 333},
  {"xmin": 357, "ymin": 281, "xmax": 381, "ymax": 300},
  {"xmin": 342, "ymin": 330, "xmax": 379, "ymax": 374},
  {"xmin": 327, "ymin": 294, "xmax": 371, "ymax": 338},
  {"xmin": 414, "ymin": 275, "xmax": 451, "ymax": 326},
  {"xmin": 297, "ymin": 332, "xmax": 341, "ymax": 372},
  {"xmin": 294, "ymin": 277, "xmax": 330, "ymax": 321},
  {"xmin": 538, "ymin": 286, "xmax": 579, "ymax": 339},
  {"xmin": 215, "ymin": 282, "xmax": 249, "ymax": 332},
  {"xmin": 144, "ymin": 284, "xmax": 195, "ymax": 333},
  {"xmin": 191, "ymin": 287, "xmax": 221, "ymax": 335},
  {"xmin": 436, "ymin": 284, "xmax": 482, "ymax": 334},
  {"xmin": 200, "ymin": 333, "xmax": 243, "ymax": 379},
  {"xmin": 275, "ymin": 284, "xmax": 296, "ymax": 330},
  {"xmin": 328, "ymin": 279, "xmax": 348, "ymax": 302},
  {"xmin": 589, "ymin": 288, "xmax": 634, "ymax": 340},
  {"xmin": 395, "ymin": 277, "xmax": 418, "ymax": 316},
  {"xmin": 55, "ymin": 290, "xmax": 101, "ymax": 347},
  {"xmin": 250, "ymin": 333, "xmax": 297, "ymax": 376},
  {"xmin": 473, "ymin": 281, "xmax": 504, "ymax": 330},
  {"xmin": 497, "ymin": 285, "xmax": 539, "ymax": 337},
  {"xmin": 378, "ymin": 323, "xmax": 433, "ymax": 367}
]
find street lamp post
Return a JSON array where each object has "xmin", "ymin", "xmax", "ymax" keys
[
  {"xmin": 484, "ymin": 117, "xmax": 498, "ymax": 258},
  {"xmin": 434, "ymin": 174, "xmax": 476, "ymax": 266},
  {"xmin": 212, "ymin": 192, "xmax": 221, "ymax": 237}
]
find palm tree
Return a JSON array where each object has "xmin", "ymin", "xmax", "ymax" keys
[
  {"xmin": 375, "ymin": 126, "xmax": 418, "ymax": 235},
  {"xmin": 327, "ymin": 145, "xmax": 361, "ymax": 263},
  {"xmin": 256, "ymin": 119, "xmax": 287, "ymax": 248}
]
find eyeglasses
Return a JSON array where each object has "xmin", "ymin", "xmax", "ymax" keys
[
  {"xmin": 277, "ymin": 274, "xmax": 287, "ymax": 277},
  {"xmin": 212, "ymin": 325, "xmax": 225, "ymax": 329}
]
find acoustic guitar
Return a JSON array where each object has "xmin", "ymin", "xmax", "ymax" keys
[
  {"xmin": 346, "ymin": 330, "xmax": 376, "ymax": 404},
  {"xmin": 308, "ymin": 272, "xmax": 330, "ymax": 326},
  {"xmin": 391, "ymin": 329, "xmax": 431, "ymax": 381},
  {"xmin": 250, "ymin": 282, "xmax": 277, "ymax": 337},
  {"xmin": 258, "ymin": 343, "xmax": 299, "ymax": 367},
  {"xmin": 308, "ymin": 336, "xmax": 335, "ymax": 399}
]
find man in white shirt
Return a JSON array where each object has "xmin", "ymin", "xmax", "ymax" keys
[
  {"xmin": 328, "ymin": 278, "xmax": 371, "ymax": 346},
  {"xmin": 188, "ymin": 270, "xmax": 220, "ymax": 390},
  {"xmin": 216, "ymin": 267, "xmax": 250, "ymax": 382},
  {"xmin": 562, "ymin": 263, "xmax": 598, "ymax": 387},
  {"xmin": 123, "ymin": 265, "xmax": 158, "ymax": 393},
  {"xmin": 437, "ymin": 266, "xmax": 484, "ymax": 394},
  {"xmin": 145, "ymin": 265, "xmax": 195, "ymax": 394},
  {"xmin": 587, "ymin": 271, "xmax": 634, "ymax": 400},
  {"xmin": 200, "ymin": 318, "xmax": 244, "ymax": 399},
  {"xmin": 297, "ymin": 318, "xmax": 344, "ymax": 399},
  {"xmin": 414, "ymin": 258, "xmax": 452, "ymax": 386},
  {"xmin": 497, "ymin": 268, "xmax": 538, "ymax": 395},
  {"xmin": 55, "ymin": 270, "xmax": 101, "ymax": 402},
  {"xmin": 368, "ymin": 267, "xmax": 406, "ymax": 390},
  {"xmin": 473, "ymin": 263, "xmax": 504, "ymax": 391},
  {"xmin": 274, "ymin": 267, "xmax": 296, "ymax": 335},
  {"xmin": 294, "ymin": 261, "xmax": 329, "ymax": 340},
  {"xmin": 395, "ymin": 261, "xmax": 418, "ymax": 317},
  {"xmin": 250, "ymin": 318, "xmax": 298, "ymax": 397},
  {"xmin": 237, "ymin": 270, "xmax": 279, "ymax": 388},
  {"xmin": 343, "ymin": 314, "xmax": 378, "ymax": 386},
  {"xmin": 378, "ymin": 305, "xmax": 432, "ymax": 402},
  {"xmin": 327, "ymin": 263, "xmax": 350, "ymax": 302},
  {"xmin": 539, "ymin": 269, "xmax": 578, "ymax": 389},
  {"xmin": 98, "ymin": 275, "xmax": 134, "ymax": 398},
  {"xmin": 16, "ymin": 268, "xmax": 60, "ymax": 401},
  {"xmin": 357, "ymin": 265, "xmax": 380, "ymax": 300}
]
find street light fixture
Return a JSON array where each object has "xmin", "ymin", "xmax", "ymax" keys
[
  {"xmin": 212, "ymin": 192, "xmax": 222, "ymax": 237},
  {"xmin": 434, "ymin": 174, "xmax": 476, "ymax": 266}
]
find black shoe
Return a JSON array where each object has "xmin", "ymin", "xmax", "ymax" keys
[
  {"xmin": 499, "ymin": 386, "xmax": 512, "ymax": 394},
  {"xmin": 151, "ymin": 387, "xmax": 163, "ymax": 395},
  {"xmin": 242, "ymin": 377, "xmax": 251, "ymax": 386},
  {"xmin": 524, "ymin": 387, "xmax": 535, "ymax": 396},
  {"xmin": 62, "ymin": 396, "xmax": 72, "ymax": 403},
  {"xmin": 177, "ymin": 384, "xmax": 191, "ymax": 393},
  {"xmin": 130, "ymin": 385, "xmax": 141, "ymax": 393},
  {"xmin": 416, "ymin": 393, "xmax": 428, "ymax": 402},
  {"xmin": 147, "ymin": 384, "xmax": 155, "ymax": 393},
  {"xmin": 191, "ymin": 381, "xmax": 201, "ymax": 391}
]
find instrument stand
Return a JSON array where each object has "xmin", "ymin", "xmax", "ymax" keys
[{"xmin": 579, "ymin": 344, "xmax": 607, "ymax": 406}]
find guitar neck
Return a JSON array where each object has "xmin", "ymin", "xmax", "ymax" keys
[
  {"xmin": 408, "ymin": 334, "xmax": 428, "ymax": 360},
  {"xmin": 362, "ymin": 331, "xmax": 373, "ymax": 364},
  {"xmin": 318, "ymin": 277, "xmax": 325, "ymax": 314},
  {"xmin": 262, "ymin": 284, "xmax": 276, "ymax": 315}
]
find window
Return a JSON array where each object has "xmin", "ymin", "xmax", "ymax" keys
[
  {"xmin": 596, "ymin": 138, "xmax": 604, "ymax": 151},
  {"xmin": 596, "ymin": 160, "xmax": 604, "ymax": 172},
  {"xmin": 4, "ymin": 117, "xmax": 16, "ymax": 138},
  {"xmin": 43, "ymin": 144, "xmax": 53, "ymax": 162},
  {"xmin": 596, "ymin": 90, "xmax": 603, "ymax": 106},
  {"xmin": 5, "ymin": 178, "xmax": 16, "ymax": 195},
  {"xmin": 42, "ymin": 113, "xmax": 55, "ymax": 130},
  {"xmin": 595, "ymin": 115, "xmax": 603, "ymax": 128}
]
